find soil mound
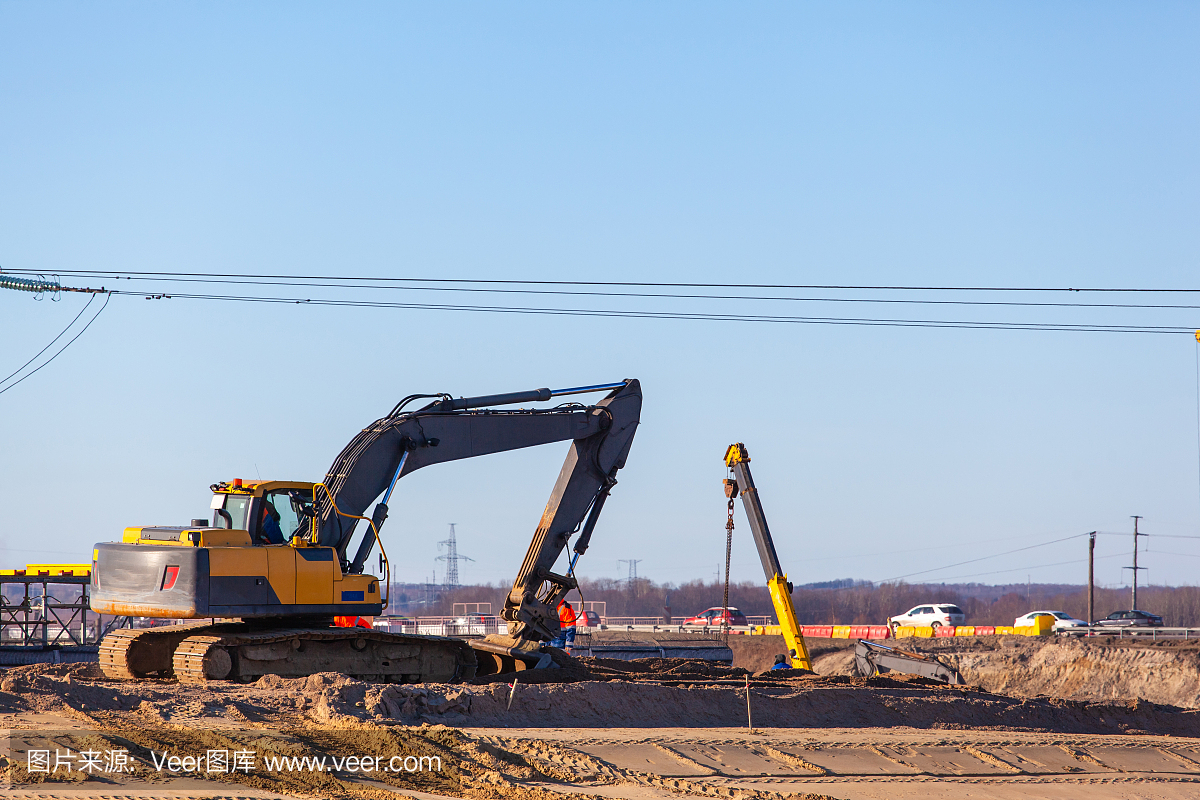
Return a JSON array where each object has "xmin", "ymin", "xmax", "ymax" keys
[{"xmin": 893, "ymin": 636, "xmax": 1200, "ymax": 709}]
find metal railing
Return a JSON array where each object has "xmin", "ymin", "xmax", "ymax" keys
[
  {"xmin": 1072, "ymin": 626, "xmax": 1200, "ymax": 640},
  {"xmin": 373, "ymin": 615, "xmax": 506, "ymax": 637},
  {"xmin": 373, "ymin": 613, "xmax": 775, "ymax": 637}
]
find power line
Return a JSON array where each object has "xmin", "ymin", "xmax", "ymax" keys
[
  {"xmin": 930, "ymin": 553, "xmax": 1126, "ymax": 583},
  {"xmin": 10, "ymin": 268, "xmax": 1200, "ymax": 293},
  {"xmin": 0, "ymin": 293, "xmax": 111, "ymax": 396},
  {"xmin": 804, "ymin": 528, "xmax": 1090, "ymax": 562},
  {"xmin": 878, "ymin": 533, "xmax": 1086, "ymax": 583},
  {"xmin": 8, "ymin": 271, "xmax": 1200, "ymax": 310},
  {"xmin": 1098, "ymin": 532, "xmax": 1200, "ymax": 540},
  {"xmin": 103, "ymin": 290, "xmax": 1197, "ymax": 335},
  {"xmin": 0, "ymin": 293, "xmax": 96, "ymax": 386}
]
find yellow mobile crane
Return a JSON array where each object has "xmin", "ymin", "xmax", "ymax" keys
[{"xmin": 723, "ymin": 443, "xmax": 812, "ymax": 671}]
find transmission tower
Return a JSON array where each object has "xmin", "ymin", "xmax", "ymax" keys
[
  {"xmin": 618, "ymin": 559, "xmax": 642, "ymax": 584},
  {"xmin": 436, "ymin": 524, "xmax": 474, "ymax": 587}
]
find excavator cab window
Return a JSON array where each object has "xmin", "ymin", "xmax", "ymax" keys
[
  {"xmin": 212, "ymin": 494, "xmax": 251, "ymax": 530},
  {"xmin": 263, "ymin": 488, "xmax": 313, "ymax": 544}
]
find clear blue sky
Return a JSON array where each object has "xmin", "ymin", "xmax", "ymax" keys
[{"xmin": 2, "ymin": 3, "xmax": 1198, "ymax": 594}]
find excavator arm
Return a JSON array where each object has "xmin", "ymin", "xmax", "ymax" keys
[
  {"xmin": 314, "ymin": 379, "xmax": 642, "ymax": 642},
  {"xmin": 723, "ymin": 443, "xmax": 813, "ymax": 671}
]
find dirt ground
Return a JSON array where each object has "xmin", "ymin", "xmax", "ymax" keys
[
  {"xmin": 2, "ymin": 633, "xmax": 1200, "ymax": 799},
  {"xmin": 783, "ymin": 634, "xmax": 1200, "ymax": 710}
]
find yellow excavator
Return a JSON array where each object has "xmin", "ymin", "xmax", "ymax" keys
[
  {"xmin": 90, "ymin": 380, "xmax": 641, "ymax": 683},
  {"xmin": 723, "ymin": 443, "xmax": 813, "ymax": 671}
]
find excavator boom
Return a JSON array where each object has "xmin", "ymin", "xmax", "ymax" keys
[
  {"xmin": 723, "ymin": 443, "xmax": 813, "ymax": 671},
  {"xmin": 316, "ymin": 379, "xmax": 641, "ymax": 640}
]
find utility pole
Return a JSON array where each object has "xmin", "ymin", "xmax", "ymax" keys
[
  {"xmin": 1123, "ymin": 516, "xmax": 1147, "ymax": 610},
  {"xmin": 1087, "ymin": 531, "xmax": 1096, "ymax": 623}
]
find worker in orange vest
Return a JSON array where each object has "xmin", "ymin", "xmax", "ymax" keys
[{"xmin": 550, "ymin": 600, "xmax": 577, "ymax": 654}]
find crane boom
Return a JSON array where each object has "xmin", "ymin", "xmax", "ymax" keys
[{"xmin": 724, "ymin": 443, "xmax": 813, "ymax": 671}]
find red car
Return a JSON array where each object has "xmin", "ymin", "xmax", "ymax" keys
[
  {"xmin": 574, "ymin": 610, "xmax": 601, "ymax": 628},
  {"xmin": 683, "ymin": 607, "xmax": 748, "ymax": 627}
]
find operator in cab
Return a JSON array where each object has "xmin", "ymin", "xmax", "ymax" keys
[{"xmin": 259, "ymin": 499, "xmax": 284, "ymax": 545}]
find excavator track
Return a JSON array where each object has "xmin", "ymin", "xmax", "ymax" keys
[
  {"xmin": 98, "ymin": 623, "xmax": 220, "ymax": 679},
  {"xmin": 166, "ymin": 627, "xmax": 478, "ymax": 684},
  {"xmin": 99, "ymin": 625, "xmax": 560, "ymax": 684}
]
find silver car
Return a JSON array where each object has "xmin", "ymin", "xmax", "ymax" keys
[
  {"xmin": 888, "ymin": 603, "xmax": 966, "ymax": 630},
  {"xmin": 1014, "ymin": 610, "xmax": 1088, "ymax": 632}
]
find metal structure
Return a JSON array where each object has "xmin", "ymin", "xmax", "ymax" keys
[
  {"xmin": 723, "ymin": 443, "xmax": 813, "ymax": 671},
  {"xmin": 91, "ymin": 379, "xmax": 641, "ymax": 682},
  {"xmin": 437, "ymin": 524, "xmax": 473, "ymax": 587},
  {"xmin": 618, "ymin": 559, "xmax": 642, "ymax": 585},
  {"xmin": 0, "ymin": 565, "xmax": 128, "ymax": 663}
]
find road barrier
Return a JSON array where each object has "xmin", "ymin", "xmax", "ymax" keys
[
  {"xmin": 891, "ymin": 616, "xmax": 1053, "ymax": 638},
  {"xmin": 752, "ymin": 617, "xmax": 1054, "ymax": 640},
  {"xmin": 753, "ymin": 624, "xmax": 890, "ymax": 639}
]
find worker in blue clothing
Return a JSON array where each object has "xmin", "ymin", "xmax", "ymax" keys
[
  {"xmin": 770, "ymin": 650, "xmax": 796, "ymax": 670},
  {"xmin": 259, "ymin": 500, "xmax": 284, "ymax": 545}
]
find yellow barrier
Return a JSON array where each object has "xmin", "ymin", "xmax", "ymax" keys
[{"xmin": 756, "ymin": 621, "xmax": 1054, "ymax": 638}]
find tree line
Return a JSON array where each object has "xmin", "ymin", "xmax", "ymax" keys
[{"xmin": 394, "ymin": 578, "xmax": 1200, "ymax": 627}]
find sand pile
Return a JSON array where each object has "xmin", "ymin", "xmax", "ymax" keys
[
  {"xmin": 899, "ymin": 636, "xmax": 1200, "ymax": 709},
  {"xmin": 735, "ymin": 633, "xmax": 1200, "ymax": 710},
  {"xmin": 4, "ymin": 641, "xmax": 1200, "ymax": 737}
]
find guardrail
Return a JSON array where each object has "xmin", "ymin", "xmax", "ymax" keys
[
  {"xmin": 1069, "ymin": 627, "xmax": 1200, "ymax": 640},
  {"xmin": 375, "ymin": 616, "xmax": 1200, "ymax": 642},
  {"xmin": 605, "ymin": 616, "xmax": 774, "ymax": 627},
  {"xmin": 373, "ymin": 614, "xmax": 775, "ymax": 637}
]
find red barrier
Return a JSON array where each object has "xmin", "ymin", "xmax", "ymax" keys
[
  {"xmin": 974, "ymin": 626, "xmax": 995, "ymax": 636},
  {"xmin": 867, "ymin": 625, "xmax": 891, "ymax": 639},
  {"xmin": 934, "ymin": 625, "xmax": 957, "ymax": 637},
  {"xmin": 848, "ymin": 625, "xmax": 871, "ymax": 639},
  {"xmin": 803, "ymin": 625, "xmax": 834, "ymax": 638}
]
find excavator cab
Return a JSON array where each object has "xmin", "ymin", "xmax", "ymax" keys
[
  {"xmin": 209, "ymin": 480, "xmax": 315, "ymax": 545},
  {"xmin": 91, "ymin": 478, "xmax": 383, "ymax": 621}
]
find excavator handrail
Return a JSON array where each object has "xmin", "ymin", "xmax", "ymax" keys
[{"xmin": 313, "ymin": 482, "xmax": 389, "ymax": 606}]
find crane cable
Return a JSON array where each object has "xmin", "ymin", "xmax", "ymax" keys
[{"xmin": 722, "ymin": 468, "xmax": 735, "ymax": 646}]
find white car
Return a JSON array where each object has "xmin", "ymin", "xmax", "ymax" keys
[
  {"xmin": 1014, "ymin": 610, "xmax": 1088, "ymax": 632},
  {"xmin": 888, "ymin": 603, "xmax": 966, "ymax": 630}
]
